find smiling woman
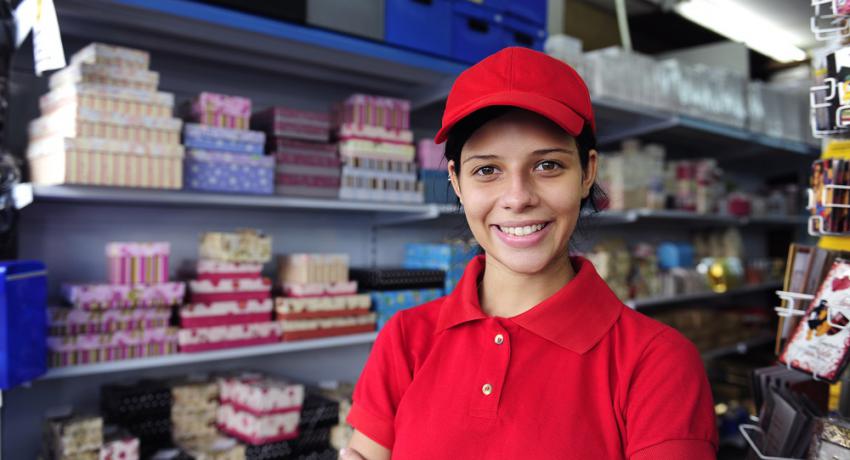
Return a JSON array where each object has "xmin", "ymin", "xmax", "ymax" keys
[{"xmin": 341, "ymin": 47, "xmax": 719, "ymax": 460}]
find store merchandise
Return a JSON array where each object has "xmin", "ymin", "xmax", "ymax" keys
[
  {"xmin": 171, "ymin": 379, "xmax": 220, "ymax": 441},
  {"xmin": 808, "ymin": 417, "xmax": 850, "ymax": 459},
  {"xmin": 415, "ymin": 140, "xmax": 453, "ymax": 204},
  {"xmin": 808, "ymin": 155, "xmax": 850, "ymax": 235},
  {"xmin": 403, "ymin": 242, "xmax": 478, "ymax": 293},
  {"xmin": 335, "ymin": 94, "xmax": 423, "ymax": 203},
  {"xmin": 27, "ymin": 42, "xmax": 185, "ymax": 189},
  {"xmin": 183, "ymin": 93, "xmax": 272, "ymax": 195},
  {"xmin": 276, "ymin": 253, "xmax": 375, "ymax": 341},
  {"xmin": 742, "ymin": 385, "xmax": 823, "ymax": 458},
  {"xmin": 651, "ymin": 307, "xmax": 770, "ymax": 354},
  {"xmin": 175, "ymin": 436, "xmax": 246, "ymax": 460},
  {"xmin": 100, "ymin": 427, "xmax": 140, "ymax": 460},
  {"xmin": 597, "ymin": 140, "xmax": 667, "ymax": 211},
  {"xmin": 780, "ymin": 259, "xmax": 850, "ymax": 382},
  {"xmin": 348, "ymin": 267, "xmax": 445, "ymax": 290},
  {"xmin": 51, "ymin": 243, "xmax": 182, "ymax": 367},
  {"xmin": 106, "ymin": 242, "xmax": 170, "ymax": 285},
  {"xmin": 101, "ymin": 381, "xmax": 174, "ymax": 458},
  {"xmin": 371, "ymin": 288, "xmax": 443, "ymax": 330},
  {"xmin": 270, "ymin": 138, "xmax": 341, "ymax": 198},
  {"xmin": 252, "ymin": 106, "xmax": 331, "ymax": 143},
  {"xmin": 318, "ymin": 383, "xmax": 355, "ymax": 451},
  {"xmin": 43, "ymin": 414, "xmax": 103, "ymax": 459},
  {"xmin": 216, "ymin": 375, "xmax": 305, "ymax": 444},
  {"xmin": 181, "ymin": 229, "xmax": 277, "ymax": 353},
  {"xmin": 0, "ymin": 260, "xmax": 48, "ymax": 388},
  {"xmin": 186, "ymin": 92, "xmax": 251, "ymax": 130}
]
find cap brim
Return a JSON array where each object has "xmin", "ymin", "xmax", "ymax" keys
[{"xmin": 434, "ymin": 91, "xmax": 586, "ymax": 144}]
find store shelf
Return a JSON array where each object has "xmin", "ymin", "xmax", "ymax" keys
[
  {"xmin": 701, "ymin": 334, "xmax": 775, "ymax": 360},
  {"xmin": 40, "ymin": 332, "xmax": 378, "ymax": 380},
  {"xmin": 625, "ymin": 282, "xmax": 782, "ymax": 310},
  {"xmin": 590, "ymin": 209, "xmax": 806, "ymax": 227},
  {"xmin": 54, "ymin": 0, "xmax": 467, "ymax": 96}
]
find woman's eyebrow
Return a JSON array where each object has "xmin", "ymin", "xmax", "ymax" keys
[
  {"xmin": 462, "ymin": 154, "xmax": 500, "ymax": 165},
  {"xmin": 532, "ymin": 148, "xmax": 576, "ymax": 156}
]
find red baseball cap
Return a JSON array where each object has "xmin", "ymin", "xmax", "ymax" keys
[{"xmin": 434, "ymin": 47, "xmax": 595, "ymax": 144}]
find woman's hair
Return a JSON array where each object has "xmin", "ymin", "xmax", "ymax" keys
[{"xmin": 443, "ymin": 106, "xmax": 606, "ymax": 213}]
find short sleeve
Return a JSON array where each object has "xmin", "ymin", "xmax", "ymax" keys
[
  {"xmin": 346, "ymin": 314, "xmax": 413, "ymax": 450},
  {"xmin": 624, "ymin": 329, "xmax": 719, "ymax": 460}
]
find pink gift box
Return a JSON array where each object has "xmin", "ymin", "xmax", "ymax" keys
[
  {"xmin": 282, "ymin": 281, "xmax": 358, "ymax": 298},
  {"xmin": 335, "ymin": 94, "xmax": 410, "ymax": 131},
  {"xmin": 196, "ymin": 260, "xmax": 263, "ymax": 282},
  {"xmin": 47, "ymin": 328, "xmax": 179, "ymax": 367},
  {"xmin": 178, "ymin": 322, "xmax": 281, "ymax": 353},
  {"xmin": 191, "ymin": 92, "xmax": 251, "ymax": 130},
  {"xmin": 252, "ymin": 107, "xmax": 330, "ymax": 142},
  {"xmin": 216, "ymin": 403, "xmax": 300, "ymax": 445},
  {"xmin": 275, "ymin": 152, "xmax": 341, "ymax": 169},
  {"xmin": 48, "ymin": 306, "xmax": 172, "ymax": 336},
  {"xmin": 189, "ymin": 278, "xmax": 271, "ymax": 304},
  {"xmin": 416, "ymin": 139, "xmax": 445, "ymax": 171},
  {"xmin": 106, "ymin": 242, "xmax": 170, "ymax": 285},
  {"xmin": 180, "ymin": 299, "xmax": 273, "ymax": 328},
  {"xmin": 100, "ymin": 434, "xmax": 140, "ymax": 460},
  {"xmin": 62, "ymin": 282, "xmax": 185, "ymax": 310},
  {"xmin": 274, "ymin": 294, "xmax": 370, "ymax": 320},
  {"xmin": 269, "ymin": 138, "xmax": 337, "ymax": 156},
  {"xmin": 218, "ymin": 375, "xmax": 305, "ymax": 415}
]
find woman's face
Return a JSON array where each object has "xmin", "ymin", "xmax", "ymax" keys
[{"xmin": 448, "ymin": 110, "xmax": 598, "ymax": 276}]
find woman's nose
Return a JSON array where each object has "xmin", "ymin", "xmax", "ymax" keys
[{"xmin": 500, "ymin": 173, "xmax": 537, "ymax": 212}]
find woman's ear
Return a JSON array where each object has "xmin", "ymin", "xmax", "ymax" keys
[
  {"xmin": 448, "ymin": 160, "xmax": 462, "ymax": 204},
  {"xmin": 582, "ymin": 149, "xmax": 599, "ymax": 198}
]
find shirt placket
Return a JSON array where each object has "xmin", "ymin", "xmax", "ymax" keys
[{"xmin": 469, "ymin": 318, "xmax": 511, "ymax": 419}]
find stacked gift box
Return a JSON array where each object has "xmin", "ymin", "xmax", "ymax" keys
[
  {"xmin": 171, "ymin": 379, "xmax": 220, "ymax": 442},
  {"xmin": 27, "ymin": 42, "xmax": 185, "ymax": 189},
  {"xmin": 43, "ymin": 414, "xmax": 103, "ymax": 460},
  {"xmin": 404, "ymin": 242, "xmax": 479, "ymax": 293},
  {"xmin": 348, "ymin": 267, "xmax": 444, "ymax": 330},
  {"xmin": 180, "ymin": 230, "xmax": 280, "ymax": 353},
  {"xmin": 182, "ymin": 92, "xmax": 273, "ymax": 195},
  {"xmin": 334, "ymin": 94, "xmax": 423, "ymax": 203},
  {"xmin": 275, "ymin": 254, "xmax": 376, "ymax": 341},
  {"xmin": 417, "ymin": 139, "xmax": 454, "ymax": 204},
  {"xmin": 216, "ymin": 374, "xmax": 305, "ymax": 445},
  {"xmin": 251, "ymin": 106, "xmax": 340, "ymax": 199},
  {"xmin": 102, "ymin": 380, "xmax": 174, "ymax": 458},
  {"xmin": 317, "ymin": 382, "xmax": 355, "ymax": 452},
  {"xmin": 50, "ymin": 242, "xmax": 182, "ymax": 367}
]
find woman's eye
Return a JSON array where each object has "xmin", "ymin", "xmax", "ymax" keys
[
  {"xmin": 474, "ymin": 166, "xmax": 497, "ymax": 176},
  {"xmin": 535, "ymin": 161, "xmax": 562, "ymax": 171}
]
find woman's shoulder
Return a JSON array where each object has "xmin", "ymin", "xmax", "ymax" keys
[
  {"xmin": 388, "ymin": 296, "xmax": 447, "ymax": 338},
  {"xmin": 613, "ymin": 306, "xmax": 702, "ymax": 364}
]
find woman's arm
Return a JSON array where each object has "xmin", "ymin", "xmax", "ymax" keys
[{"xmin": 339, "ymin": 430, "xmax": 391, "ymax": 460}]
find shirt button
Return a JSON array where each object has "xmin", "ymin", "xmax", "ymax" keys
[
  {"xmin": 482, "ymin": 383, "xmax": 493, "ymax": 396},
  {"xmin": 494, "ymin": 334, "xmax": 504, "ymax": 345}
]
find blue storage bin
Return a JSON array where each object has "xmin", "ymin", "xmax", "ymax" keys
[
  {"xmin": 451, "ymin": 2, "xmax": 504, "ymax": 63},
  {"xmin": 457, "ymin": 0, "xmax": 506, "ymax": 10},
  {"xmin": 385, "ymin": 0, "xmax": 453, "ymax": 57},
  {"xmin": 505, "ymin": 0, "xmax": 547, "ymax": 25},
  {"xmin": 502, "ymin": 15, "xmax": 546, "ymax": 51},
  {"xmin": 0, "ymin": 260, "xmax": 47, "ymax": 389}
]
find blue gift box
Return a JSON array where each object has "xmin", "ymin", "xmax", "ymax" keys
[
  {"xmin": 371, "ymin": 288, "xmax": 444, "ymax": 330},
  {"xmin": 404, "ymin": 242, "xmax": 479, "ymax": 293},
  {"xmin": 183, "ymin": 123, "xmax": 266, "ymax": 155},
  {"xmin": 0, "ymin": 260, "xmax": 47, "ymax": 389},
  {"xmin": 184, "ymin": 149, "xmax": 275, "ymax": 195}
]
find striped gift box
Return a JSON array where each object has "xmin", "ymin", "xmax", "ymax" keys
[{"xmin": 106, "ymin": 242, "xmax": 171, "ymax": 285}]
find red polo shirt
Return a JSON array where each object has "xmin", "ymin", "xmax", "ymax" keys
[{"xmin": 347, "ymin": 256, "xmax": 718, "ymax": 459}]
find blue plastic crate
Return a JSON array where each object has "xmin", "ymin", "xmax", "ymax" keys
[
  {"xmin": 385, "ymin": 0, "xmax": 453, "ymax": 57},
  {"xmin": 505, "ymin": 0, "xmax": 546, "ymax": 25},
  {"xmin": 502, "ymin": 15, "xmax": 546, "ymax": 51},
  {"xmin": 0, "ymin": 260, "xmax": 47, "ymax": 389},
  {"xmin": 451, "ymin": 2, "xmax": 505, "ymax": 63}
]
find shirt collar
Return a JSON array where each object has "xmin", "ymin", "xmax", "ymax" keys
[{"xmin": 436, "ymin": 255, "xmax": 624, "ymax": 354}]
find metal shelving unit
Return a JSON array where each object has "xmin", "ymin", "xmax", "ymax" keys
[
  {"xmin": 625, "ymin": 282, "xmax": 782, "ymax": 310},
  {"xmin": 700, "ymin": 334, "xmax": 775, "ymax": 360}
]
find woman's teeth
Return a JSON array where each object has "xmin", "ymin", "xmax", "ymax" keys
[{"xmin": 498, "ymin": 223, "xmax": 546, "ymax": 236}]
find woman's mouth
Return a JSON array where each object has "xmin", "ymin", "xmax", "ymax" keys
[
  {"xmin": 492, "ymin": 222, "xmax": 552, "ymax": 248},
  {"xmin": 496, "ymin": 223, "xmax": 548, "ymax": 236}
]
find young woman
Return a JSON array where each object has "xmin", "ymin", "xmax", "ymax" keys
[{"xmin": 340, "ymin": 47, "xmax": 718, "ymax": 460}]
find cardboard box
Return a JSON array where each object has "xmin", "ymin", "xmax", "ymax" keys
[
  {"xmin": 252, "ymin": 106, "xmax": 331, "ymax": 142},
  {"xmin": 188, "ymin": 278, "xmax": 272, "ymax": 304},
  {"xmin": 190, "ymin": 92, "xmax": 251, "ymax": 130},
  {"xmin": 41, "ymin": 84, "xmax": 173, "ymax": 117},
  {"xmin": 50, "ymin": 63, "xmax": 160, "ymax": 92},
  {"xmin": 177, "ymin": 322, "xmax": 281, "ymax": 353},
  {"xmin": 180, "ymin": 299, "xmax": 273, "ymax": 328},
  {"xmin": 48, "ymin": 306, "xmax": 172, "ymax": 336},
  {"xmin": 184, "ymin": 149, "xmax": 274, "ymax": 195},
  {"xmin": 183, "ymin": 123, "xmax": 266, "ymax": 155},
  {"xmin": 70, "ymin": 43, "xmax": 150, "ymax": 69},
  {"xmin": 61, "ymin": 282, "xmax": 186, "ymax": 310}
]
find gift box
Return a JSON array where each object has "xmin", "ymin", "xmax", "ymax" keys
[
  {"xmin": 177, "ymin": 436, "xmax": 246, "ymax": 460},
  {"xmin": 41, "ymin": 84, "xmax": 174, "ymax": 118},
  {"xmin": 172, "ymin": 381, "xmax": 220, "ymax": 410},
  {"xmin": 62, "ymin": 282, "xmax": 185, "ymax": 310},
  {"xmin": 99, "ymin": 432, "xmax": 140, "ymax": 460},
  {"xmin": 196, "ymin": 260, "xmax": 263, "ymax": 281},
  {"xmin": 184, "ymin": 149, "xmax": 274, "ymax": 195},
  {"xmin": 183, "ymin": 123, "xmax": 266, "ymax": 155},
  {"xmin": 70, "ymin": 43, "xmax": 150, "ymax": 69},
  {"xmin": 188, "ymin": 278, "xmax": 271, "ymax": 304},
  {"xmin": 30, "ymin": 106, "xmax": 182, "ymax": 143},
  {"xmin": 45, "ymin": 415, "xmax": 103, "ymax": 457},
  {"xmin": 275, "ymin": 295, "xmax": 371, "ymax": 320},
  {"xmin": 243, "ymin": 428, "xmax": 331, "ymax": 460},
  {"xmin": 252, "ymin": 106, "xmax": 331, "ymax": 142},
  {"xmin": 217, "ymin": 405, "xmax": 300, "ymax": 444},
  {"xmin": 277, "ymin": 254, "xmax": 349, "ymax": 285},
  {"xmin": 279, "ymin": 313, "xmax": 377, "ymax": 341},
  {"xmin": 199, "ymin": 230, "xmax": 272, "ymax": 264},
  {"xmin": 276, "ymin": 175, "xmax": 341, "ymax": 198},
  {"xmin": 339, "ymin": 175, "xmax": 424, "ymax": 203},
  {"xmin": 50, "ymin": 63, "xmax": 160, "ymax": 92},
  {"xmin": 218, "ymin": 375, "xmax": 305, "ymax": 414},
  {"xmin": 48, "ymin": 306, "xmax": 172, "ymax": 336},
  {"xmin": 416, "ymin": 138, "xmax": 445, "ymax": 171},
  {"xmin": 177, "ymin": 322, "xmax": 281, "ymax": 353},
  {"xmin": 281, "ymin": 281, "xmax": 358, "ymax": 298},
  {"xmin": 172, "ymin": 408, "xmax": 218, "ymax": 441},
  {"xmin": 335, "ymin": 94, "xmax": 410, "ymax": 131},
  {"xmin": 189, "ymin": 92, "xmax": 251, "ymax": 130},
  {"xmin": 47, "ymin": 328, "xmax": 179, "ymax": 367},
  {"xmin": 27, "ymin": 137, "xmax": 183, "ymax": 188},
  {"xmin": 107, "ymin": 242, "xmax": 170, "ymax": 285},
  {"xmin": 180, "ymin": 299, "xmax": 273, "ymax": 328},
  {"xmin": 269, "ymin": 138, "xmax": 337, "ymax": 156},
  {"xmin": 337, "ymin": 137, "xmax": 415, "ymax": 161},
  {"xmin": 275, "ymin": 151, "xmax": 341, "ymax": 172}
]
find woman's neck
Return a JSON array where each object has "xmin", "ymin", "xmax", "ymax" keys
[{"xmin": 479, "ymin": 255, "xmax": 576, "ymax": 318}]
